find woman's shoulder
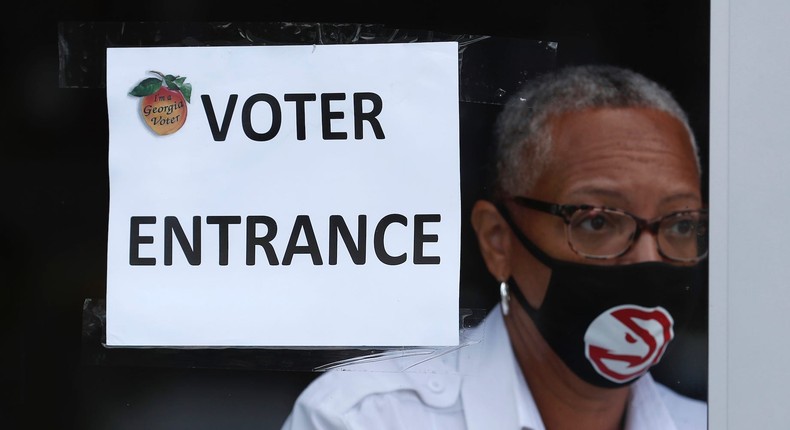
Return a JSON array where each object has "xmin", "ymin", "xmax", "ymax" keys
[{"xmin": 281, "ymin": 349, "xmax": 466, "ymax": 429}]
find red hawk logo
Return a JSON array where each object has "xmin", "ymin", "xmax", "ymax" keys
[{"xmin": 584, "ymin": 305, "xmax": 674, "ymax": 383}]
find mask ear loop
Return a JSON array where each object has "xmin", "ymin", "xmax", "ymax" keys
[{"xmin": 499, "ymin": 281, "xmax": 510, "ymax": 316}]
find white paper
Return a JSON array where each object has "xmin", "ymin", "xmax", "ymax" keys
[{"xmin": 105, "ymin": 43, "xmax": 460, "ymax": 347}]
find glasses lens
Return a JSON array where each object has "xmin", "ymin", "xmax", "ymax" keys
[
  {"xmin": 658, "ymin": 211, "xmax": 709, "ymax": 261},
  {"xmin": 567, "ymin": 208, "xmax": 636, "ymax": 258}
]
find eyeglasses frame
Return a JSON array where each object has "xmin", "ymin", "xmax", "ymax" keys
[{"xmin": 510, "ymin": 196, "xmax": 709, "ymax": 262}]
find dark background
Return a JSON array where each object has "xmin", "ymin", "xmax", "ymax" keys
[{"xmin": 2, "ymin": 1, "xmax": 709, "ymax": 429}]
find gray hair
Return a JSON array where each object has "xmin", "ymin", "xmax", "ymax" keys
[{"xmin": 490, "ymin": 64, "xmax": 700, "ymax": 199}]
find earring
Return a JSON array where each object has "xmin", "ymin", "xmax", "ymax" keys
[{"xmin": 500, "ymin": 281, "xmax": 510, "ymax": 316}]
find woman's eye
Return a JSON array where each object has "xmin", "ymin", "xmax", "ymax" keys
[
  {"xmin": 585, "ymin": 215, "xmax": 607, "ymax": 230},
  {"xmin": 666, "ymin": 219, "xmax": 695, "ymax": 236},
  {"xmin": 575, "ymin": 211, "xmax": 616, "ymax": 232}
]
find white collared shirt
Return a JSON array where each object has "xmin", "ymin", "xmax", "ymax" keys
[{"xmin": 281, "ymin": 305, "xmax": 707, "ymax": 429}]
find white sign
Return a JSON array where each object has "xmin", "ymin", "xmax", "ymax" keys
[{"xmin": 105, "ymin": 43, "xmax": 460, "ymax": 347}]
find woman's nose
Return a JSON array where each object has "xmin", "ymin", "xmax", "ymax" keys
[{"xmin": 621, "ymin": 230, "xmax": 663, "ymax": 263}]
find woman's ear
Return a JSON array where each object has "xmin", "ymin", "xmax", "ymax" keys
[{"xmin": 470, "ymin": 200, "xmax": 513, "ymax": 281}]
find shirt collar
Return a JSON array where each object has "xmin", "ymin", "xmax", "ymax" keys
[
  {"xmin": 511, "ymin": 355, "xmax": 545, "ymax": 430},
  {"xmin": 459, "ymin": 304, "xmax": 543, "ymax": 430},
  {"xmin": 623, "ymin": 372, "xmax": 678, "ymax": 430}
]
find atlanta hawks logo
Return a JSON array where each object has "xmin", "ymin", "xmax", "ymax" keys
[{"xmin": 583, "ymin": 305, "xmax": 674, "ymax": 383}]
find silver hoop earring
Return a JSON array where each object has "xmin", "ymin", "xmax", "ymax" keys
[{"xmin": 500, "ymin": 281, "xmax": 510, "ymax": 316}]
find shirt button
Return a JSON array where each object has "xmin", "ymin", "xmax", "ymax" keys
[{"xmin": 428, "ymin": 378, "xmax": 444, "ymax": 393}]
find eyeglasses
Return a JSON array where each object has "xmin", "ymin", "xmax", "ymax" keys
[{"xmin": 511, "ymin": 196, "xmax": 709, "ymax": 263}]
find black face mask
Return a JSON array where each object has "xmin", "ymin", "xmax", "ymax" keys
[{"xmin": 498, "ymin": 204, "xmax": 703, "ymax": 388}]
